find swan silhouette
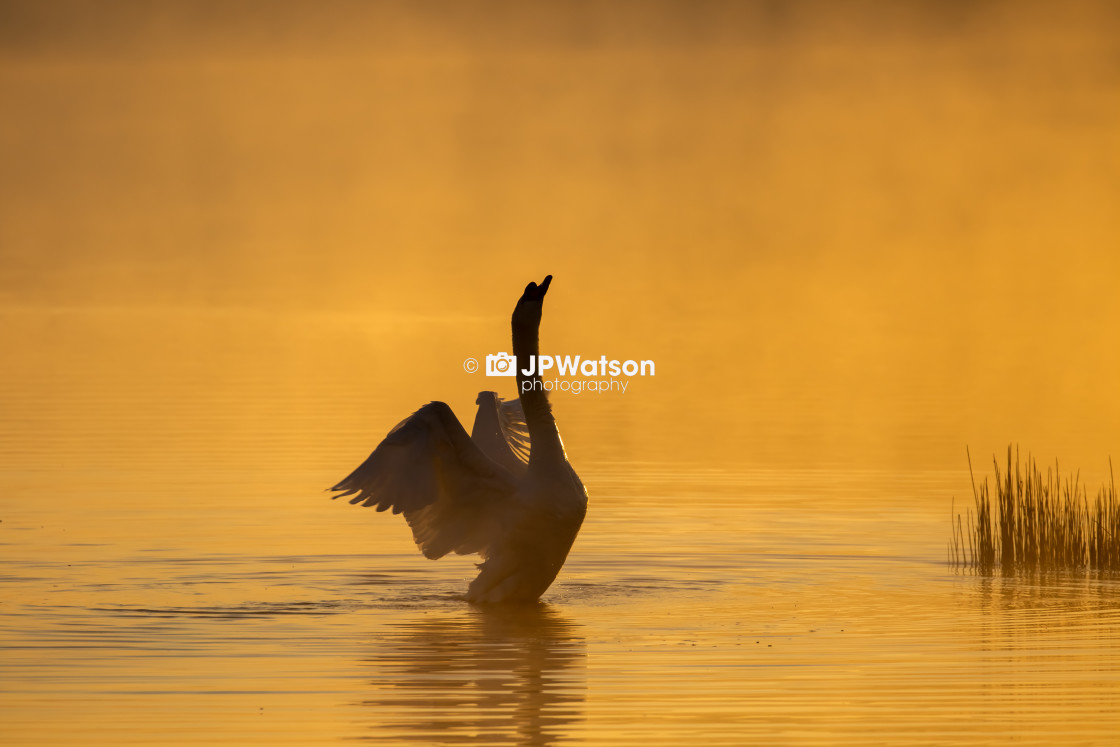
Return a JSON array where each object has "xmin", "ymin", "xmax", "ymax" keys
[{"xmin": 330, "ymin": 275, "xmax": 588, "ymax": 603}]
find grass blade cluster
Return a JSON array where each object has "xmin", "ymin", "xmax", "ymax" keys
[{"xmin": 950, "ymin": 446, "xmax": 1118, "ymax": 573}]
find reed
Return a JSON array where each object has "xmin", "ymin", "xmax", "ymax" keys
[{"xmin": 949, "ymin": 446, "xmax": 1119, "ymax": 573}]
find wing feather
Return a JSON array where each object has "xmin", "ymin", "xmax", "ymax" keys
[
  {"xmin": 470, "ymin": 391, "xmax": 530, "ymax": 477},
  {"xmin": 330, "ymin": 401, "xmax": 518, "ymax": 559}
]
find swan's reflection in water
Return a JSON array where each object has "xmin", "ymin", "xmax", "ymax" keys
[{"xmin": 359, "ymin": 603, "xmax": 586, "ymax": 745}]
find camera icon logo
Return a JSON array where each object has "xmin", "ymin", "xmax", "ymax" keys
[{"xmin": 485, "ymin": 352, "xmax": 517, "ymax": 377}]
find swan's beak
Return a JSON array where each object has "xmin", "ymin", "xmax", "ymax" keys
[{"xmin": 520, "ymin": 275, "xmax": 553, "ymax": 302}]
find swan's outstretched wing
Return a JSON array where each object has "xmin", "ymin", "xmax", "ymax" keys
[
  {"xmin": 470, "ymin": 391, "xmax": 530, "ymax": 477},
  {"xmin": 330, "ymin": 401, "xmax": 517, "ymax": 560}
]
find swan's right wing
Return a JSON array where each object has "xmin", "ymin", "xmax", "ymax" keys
[{"xmin": 330, "ymin": 401, "xmax": 517, "ymax": 560}]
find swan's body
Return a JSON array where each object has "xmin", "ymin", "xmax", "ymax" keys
[{"xmin": 330, "ymin": 276, "xmax": 587, "ymax": 603}]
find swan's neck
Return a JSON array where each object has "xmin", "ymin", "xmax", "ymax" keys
[{"xmin": 513, "ymin": 319, "xmax": 565, "ymax": 467}]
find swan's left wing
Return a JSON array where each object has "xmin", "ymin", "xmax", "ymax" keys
[
  {"xmin": 330, "ymin": 401, "xmax": 517, "ymax": 560},
  {"xmin": 470, "ymin": 391, "xmax": 530, "ymax": 477}
]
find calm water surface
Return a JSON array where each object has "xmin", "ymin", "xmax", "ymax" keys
[{"xmin": 3, "ymin": 309, "xmax": 1120, "ymax": 745}]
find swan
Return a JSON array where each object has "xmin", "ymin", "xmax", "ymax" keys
[{"xmin": 330, "ymin": 275, "xmax": 588, "ymax": 603}]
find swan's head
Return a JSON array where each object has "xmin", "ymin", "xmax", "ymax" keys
[{"xmin": 512, "ymin": 275, "xmax": 552, "ymax": 329}]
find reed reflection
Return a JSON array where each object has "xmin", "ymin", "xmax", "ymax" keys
[
  {"xmin": 965, "ymin": 573, "xmax": 1120, "ymax": 693},
  {"xmin": 358, "ymin": 603, "xmax": 585, "ymax": 745},
  {"xmin": 969, "ymin": 573, "xmax": 1120, "ymax": 621}
]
